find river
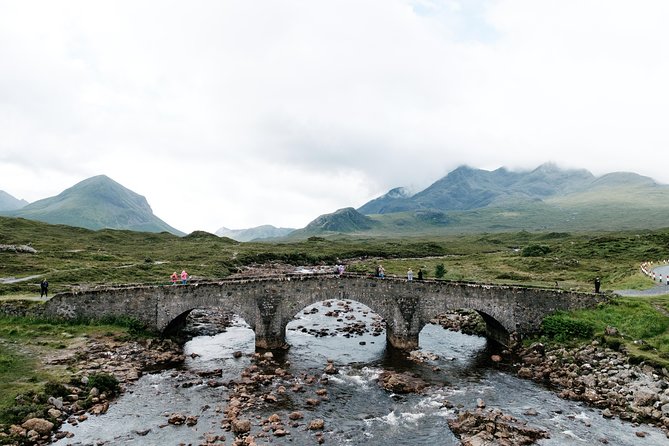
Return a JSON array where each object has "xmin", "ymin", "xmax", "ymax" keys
[{"xmin": 54, "ymin": 300, "xmax": 668, "ymax": 445}]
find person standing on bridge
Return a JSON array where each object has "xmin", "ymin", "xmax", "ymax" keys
[
  {"xmin": 171, "ymin": 272, "xmax": 178, "ymax": 285},
  {"xmin": 40, "ymin": 278, "xmax": 48, "ymax": 297},
  {"xmin": 407, "ymin": 268, "xmax": 413, "ymax": 281},
  {"xmin": 181, "ymin": 270, "xmax": 189, "ymax": 285}
]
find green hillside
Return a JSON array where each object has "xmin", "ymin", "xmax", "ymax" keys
[
  {"xmin": 289, "ymin": 207, "xmax": 380, "ymax": 237},
  {"xmin": 1, "ymin": 175, "xmax": 183, "ymax": 235}
]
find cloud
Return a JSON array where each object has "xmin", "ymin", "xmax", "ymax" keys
[{"xmin": 1, "ymin": 0, "xmax": 668, "ymax": 232}]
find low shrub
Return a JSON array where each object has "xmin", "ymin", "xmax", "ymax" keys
[
  {"xmin": 541, "ymin": 313, "xmax": 595, "ymax": 341},
  {"xmin": 521, "ymin": 244, "xmax": 551, "ymax": 257},
  {"xmin": 87, "ymin": 372, "xmax": 119, "ymax": 397}
]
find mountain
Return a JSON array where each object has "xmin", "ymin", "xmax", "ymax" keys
[
  {"xmin": 283, "ymin": 163, "xmax": 669, "ymax": 237},
  {"xmin": 215, "ymin": 225, "xmax": 295, "ymax": 242},
  {"xmin": 359, "ymin": 163, "xmax": 596, "ymax": 215},
  {"xmin": 0, "ymin": 191, "xmax": 28, "ymax": 211},
  {"xmin": 0, "ymin": 175, "xmax": 184, "ymax": 235},
  {"xmin": 289, "ymin": 207, "xmax": 379, "ymax": 237},
  {"xmin": 357, "ymin": 187, "xmax": 414, "ymax": 214}
]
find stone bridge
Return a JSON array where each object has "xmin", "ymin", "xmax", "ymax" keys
[{"xmin": 42, "ymin": 273, "xmax": 605, "ymax": 351}]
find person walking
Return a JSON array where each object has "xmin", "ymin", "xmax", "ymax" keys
[
  {"xmin": 407, "ymin": 268, "xmax": 413, "ymax": 281},
  {"xmin": 594, "ymin": 277, "xmax": 601, "ymax": 293},
  {"xmin": 40, "ymin": 279, "xmax": 48, "ymax": 297},
  {"xmin": 417, "ymin": 269, "xmax": 423, "ymax": 280},
  {"xmin": 181, "ymin": 270, "xmax": 189, "ymax": 285},
  {"xmin": 170, "ymin": 272, "xmax": 178, "ymax": 285}
]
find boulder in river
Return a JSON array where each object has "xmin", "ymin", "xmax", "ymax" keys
[
  {"xmin": 21, "ymin": 418, "xmax": 54, "ymax": 436},
  {"xmin": 448, "ymin": 409, "xmax": 549, "ymax": 445},
  {"xmin": 378, "ymin": 370, "xmax": 429, "ymax": 394}
]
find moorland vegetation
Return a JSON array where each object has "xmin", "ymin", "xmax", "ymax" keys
[{"xmin": 2, "ymin": 215, "xmax": 669, "ymax": 435}]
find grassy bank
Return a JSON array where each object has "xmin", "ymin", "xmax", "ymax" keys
[
  {"xmin": 539, "ymin": 295, "xmax": 669, "ymax": 369},
  {"xmin": 0, "ymin": 316, "xmax": 136, "ymax": 428}
]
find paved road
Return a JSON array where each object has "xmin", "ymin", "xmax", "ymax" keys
[{"xmin": 616, "ymin": 264, "xmax": 669, "ymax": 296}]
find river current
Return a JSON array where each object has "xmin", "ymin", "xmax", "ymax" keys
[{"xmin": 54, "ymin": 300, "xmax": 668, "ymax": 445}]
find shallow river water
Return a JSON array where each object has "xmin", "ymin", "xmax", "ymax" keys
[{"xmin": 54, "ymin": 300, "xmax": 668, "ymax": 445}]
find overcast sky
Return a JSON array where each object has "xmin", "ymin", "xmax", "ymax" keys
[{"xmin": 1, "ymin": 1, "xmax": 668, "ymax": 234}]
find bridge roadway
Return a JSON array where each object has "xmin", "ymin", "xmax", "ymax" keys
[{"xmin": 43, "ymin": 273, "xmax": 605, "ymax": 351}]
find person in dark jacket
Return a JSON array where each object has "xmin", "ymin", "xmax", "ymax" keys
[{"xmin": 40, "ymin": 279, "xmax": 48, "ymax": 297}]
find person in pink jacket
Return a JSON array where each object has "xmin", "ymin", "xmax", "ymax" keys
[{"xmin": 181, "ymin": 270, "xmax": 189, "ymax": 285}]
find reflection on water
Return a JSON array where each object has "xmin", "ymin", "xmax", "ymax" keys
[{"xmin": 55, "ymin": 300, "xmax": 668, "ymax": 446}]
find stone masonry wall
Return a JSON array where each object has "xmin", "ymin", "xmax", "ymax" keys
[{"xmin": 18, "ymin": 274, "xmax": 605, "ymax": 349}]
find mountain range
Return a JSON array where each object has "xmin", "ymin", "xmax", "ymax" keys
[
  {"xmin": 289, "ymin": 163, "xmax": 669, "ymax": 237},
  {"xmin": 2, "ymin": 163, "xmax": 669, "ymax": 238}
]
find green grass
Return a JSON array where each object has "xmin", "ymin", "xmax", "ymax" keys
[
  {"xmin": 0, "ymin": 316, "xmax": 133, "ymax": 426},
  {"xmin": 540, "ymin": 295, "xmax": 669, "ymax": 368},
  {"xmin": 0, "ymin": 344, "xmax": 41, "ymax": 410},
  {"xmin": 3, "ymin": 216, "xmax": 669, "ymax": 296}
]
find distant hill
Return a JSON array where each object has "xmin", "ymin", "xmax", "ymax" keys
[
  {"xmin": 0, "ymin": 175, "xmax": 184, "ymax": 235},
  {"xmin": 288, "ymin": 207, "xmax": 379, "ymax": 237},
  {"xmin": 215, "ymin": 225, "xmax": 294, "ymax": 242},
  {"xmin": 290, "ymin": 163, "xmax": 669, "ymax": 237},
  {"xmin": 0, "ymin": 191, "xmax": 28, "ymax": 211}
]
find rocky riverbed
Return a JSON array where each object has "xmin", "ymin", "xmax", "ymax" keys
[
  {"xmin": 513, "ymin": 338, "xmax": 669, "ymax": 439},
  {"xmin": 1, "ymin": 335, "xmax": 186, "ymax": 445},
  {"xmin": 4, "ymin": 301, "xmax": 669, "ymax": 445}
]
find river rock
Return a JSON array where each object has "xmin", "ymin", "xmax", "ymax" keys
[
  {"xmin": 324, "ymin": 362, "xmax": 338, "ymax": 375},
  {"xmin": 232, "ymin": 418, "xmax": 252, "ymax": 434},
  {"xmin": 90, "ymin": 402, "xmax": 109, "ymax": 415},
  {"xmin": 22, "ymin": 418, "xmax": 54, "ymax": 435},
  {"xmin": 274, "ymin": 428, "xmax": 289, "ymax": 437},
  {"xmin": 308, "ymin": 419, "xmax": 325, "ymax": 430},
  {"xmin": 48, "ymin": 408, "xmax": 63, "ymax": 419},
  {"xmin": 186, "ymin": 415, "xmax": 198, "ymax": 426},
  {"xmin": 48, "ymin": 396, "xmax": 64, "ymax": 410},
  {"xmin": 448, "ymin": 409, "xmax": 549, "ymax": 445},
  {"xmin": 633, "ymin": 390, "xmax": 657, "ymax": 407},
  {"xmin": 288, "ymin": 411, "xmax": 304, "ymax": 420},
  {"xmin": 378, "ymin": 370, "xmax": 429, "ymax": 394},
  {"xmin": 9, "ymin": 425, "xmax": 26, "ymax": 437},
  {"xmin": 168, "ymin": 413, "xmax": 186, "ymax": 425}
]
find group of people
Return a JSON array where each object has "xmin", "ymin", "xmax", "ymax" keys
[
  {"xmin": 171, "ymin": 270, "xmax": 189, "ymax": 285},
  {"xmin": 374, "ymin": 265, "xmax": 424, "ymax": 281},
  {"xmin": 407, "ymin": 268, "xmax": 424, "ymax": 281}
]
